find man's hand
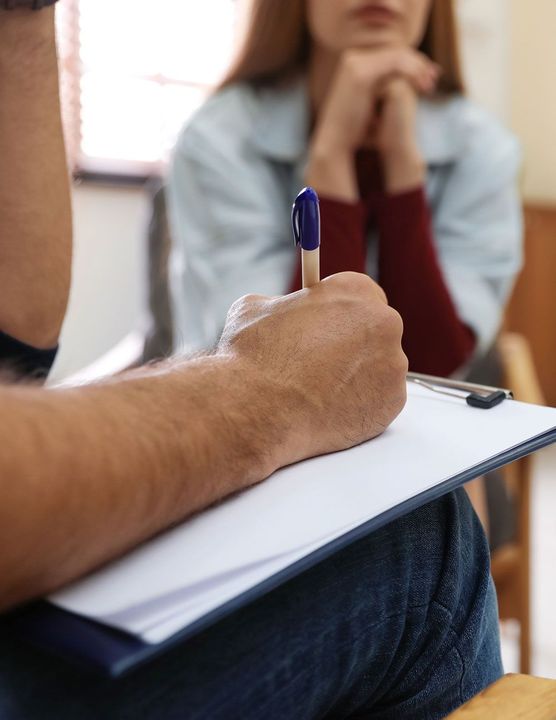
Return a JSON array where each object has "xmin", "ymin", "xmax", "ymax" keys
[
  {"xmin": 0, "ymin": 273, "xmax": 407, "ymax": 610},
  {"xmin": 218, "ymin": 272, "xmax": 408, "ymax": 468}
]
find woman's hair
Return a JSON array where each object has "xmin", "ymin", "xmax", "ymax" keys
[{"xmin": 220, "ymin": 0, "xmax": 464, "ymax": 94}]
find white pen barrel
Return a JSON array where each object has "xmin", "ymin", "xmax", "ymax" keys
[{"xmin": 302, "ymin": 247, "xmax": 320, "ymax": 288}]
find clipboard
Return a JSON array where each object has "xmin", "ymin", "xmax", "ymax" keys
[{"xmin": 7, "ymin": 379, "xmax": 556, "ymax": 677}]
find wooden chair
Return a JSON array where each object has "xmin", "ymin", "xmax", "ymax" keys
[
  {"xmin": 446, "ymin": 674, "xmax": 556, "ymax": 719},
  {"xmin": 490, "ymin": 332, "xmax": 545, "ymax": 674}
]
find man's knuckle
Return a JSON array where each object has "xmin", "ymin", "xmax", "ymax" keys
[
  {"xmin": 373, "ymin": 303, "xmax": 399, "ymax": 332},
  {"xmin": 243, "ymin": 293, "xmax": 263, "ymax": 304},
  {"xmin": 391, "ymin": 308, "xmax": 405, "ymax": 337},
  {"xmin": 350, "ymin": 272, "xmax": 374, "ymax": 291},
  {"xmin": 234, "ymin": 293, "xmax": 266, "ymax": 313},
  {"xmin": 324, "ymin": 271, "xmax": 367, "ymax": 294}
]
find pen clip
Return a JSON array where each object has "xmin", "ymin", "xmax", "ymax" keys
[
  {"xmin": 407, "ymin": 372, "xmax": 513, "ymax": 410},
  {"xmin": 292, "ymin": 197, "xmax": 302, "ymax": 248},
  {"xmin": 466, "ymin": 390, "xmax": 507, "ymax": 409}
]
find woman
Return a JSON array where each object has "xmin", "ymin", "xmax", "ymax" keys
[
  {"xmin": 164, "ymin": 5, "xmax": 507, "ymax": 714},
  {"xmin": 168, "ymin": 0, "xmax": 522, "ymax": 379}
]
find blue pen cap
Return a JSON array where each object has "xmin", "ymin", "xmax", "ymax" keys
[{"xmin": 292, "ymin": 186, "xmax": 320, "ymax": 251}]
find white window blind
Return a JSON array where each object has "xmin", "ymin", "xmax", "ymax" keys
[{"xmin": 56, "ymin": 0, "xmax": 238, "ymax": 177}]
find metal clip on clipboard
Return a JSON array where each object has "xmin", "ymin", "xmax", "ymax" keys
[{"xmin": 407, "ymin": 372, "xmax": 513, "ymax": 409}]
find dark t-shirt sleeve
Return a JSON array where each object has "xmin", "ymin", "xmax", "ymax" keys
[{"xmin": 0, "ymin": 330, "xmax": 58, "ymax": 380}]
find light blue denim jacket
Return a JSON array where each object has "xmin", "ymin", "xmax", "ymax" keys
[{"xmin": 168, "ymin": 79, "xmax": 522, "ymax": 355}]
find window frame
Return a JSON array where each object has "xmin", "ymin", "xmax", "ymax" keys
[{"xmin": 57, "ymin": 0, "xmax": 231, "ymax": 184}]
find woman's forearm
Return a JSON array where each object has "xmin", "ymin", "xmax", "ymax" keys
[
  {"xmin": 305, "ymin": 144, "xmax": 359, "ymax": 202},
  {"xmin": 377, "ymin": 188, "xmax": 476, "ymax": 375},
  {"xmin": 0, "ymin": 8, "xmax": 72, "ymax": 348}
]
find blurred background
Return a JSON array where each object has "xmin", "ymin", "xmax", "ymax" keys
[{"xmin": 50, "ymin": 0, "xmax": 555, "ymax": 677}]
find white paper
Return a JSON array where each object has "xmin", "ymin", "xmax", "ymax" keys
[{"xmin": 50, "ymin": 384, "xmax": 556, "ymax": 644}]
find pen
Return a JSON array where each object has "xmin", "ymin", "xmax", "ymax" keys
[{"xmin": 292, "ymin": 186, "xmax": 320, "ymax": 288}]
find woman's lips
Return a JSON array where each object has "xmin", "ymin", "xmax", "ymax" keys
[{"xmin": 352, "ymin": 4, "xmax": 398, "ymax": 25}]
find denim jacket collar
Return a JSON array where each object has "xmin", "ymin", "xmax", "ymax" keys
[{"xmin": 250, "ymin": 77, "xmax": 463, "ymax": 166}]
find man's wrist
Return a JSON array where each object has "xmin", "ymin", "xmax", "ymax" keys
[
  {"xmin": 211, "ymin": 354, "xmax": 296, "ymax": 481},
  {"xmin": 162, "ymin": 353, "xmax": 290, "ymax": 497},
  {"xmin": 206, "ymin": 350, "xmax": 323, "ymax": 485}
]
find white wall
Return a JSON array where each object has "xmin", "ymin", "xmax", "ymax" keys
[
  {"xmin": 458, "ymin": 0, "xmax": 556, "ymax": 204},
  {"xmin": 50, "ymin": 183, "xmax": 150, "ymax": 381},
  {"xmin": 457, "ymin": 0, "xmax": 512, "ymax": 123},
  {"xmin": 509, "ymin": 0, "xmax": 556, "ymax": 204}
]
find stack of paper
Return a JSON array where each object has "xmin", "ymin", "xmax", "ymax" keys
[{"xmin": 48, "ymin": 383, "xmax": 556, "ymax": 646}]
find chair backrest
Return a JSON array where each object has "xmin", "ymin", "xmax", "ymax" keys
[
  {"xmin": 498, "ymin": 333, "xmax": 545, "ymax": 406},
  {"xmin": 494, "ymin": 332, "xmax": 544, "ymax": 675},
  {"xmin": 142, "ymin": 182, "xmax": 174, "ymax": 363}
]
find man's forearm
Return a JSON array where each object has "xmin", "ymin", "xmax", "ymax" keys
[
  {"xmin": 0, "ymin": 8, "xmax": 72, "ymax": 347},
  {"xmin": 0, "ymin": 355, "xmax": 287, "ymax": 611},
  {"xmin": 0, "ymin": 277, "xmax": 408, "ymax": 614}
]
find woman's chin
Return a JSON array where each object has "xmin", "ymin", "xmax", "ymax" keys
[{"xmin": 347, "ymin": 27, "xmax": 405, "ymax": 50}]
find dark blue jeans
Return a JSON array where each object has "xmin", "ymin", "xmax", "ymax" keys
[{"xmin": 0, "ymin": 489, "xmax": 502, "ymax": 719}]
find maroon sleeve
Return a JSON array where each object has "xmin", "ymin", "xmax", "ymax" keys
[
  {"xmin": 376, "ymin": 187, "xmax": 476, "ymax": 376},
  {"xmin": 288, "ymin": 196, "xmax": 367, "ymax": 293}
]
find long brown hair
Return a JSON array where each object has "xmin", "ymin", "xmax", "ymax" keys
[{"xmin": 221, "ymin": 0, "xmax": 464, "ymax": 94}]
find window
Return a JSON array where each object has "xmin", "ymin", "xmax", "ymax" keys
[{"xmin": 56, "ymin": 0, "xmax": 238, "ymax": 178}]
